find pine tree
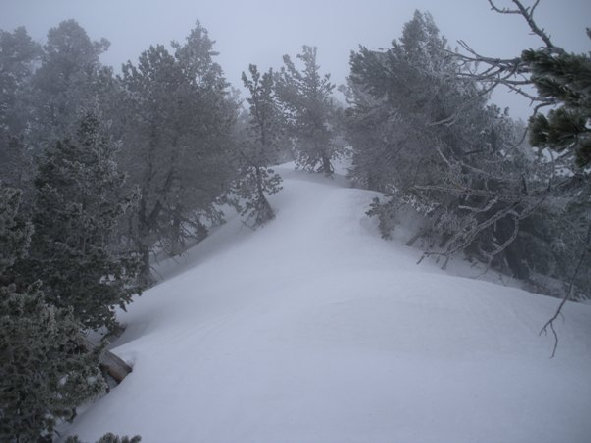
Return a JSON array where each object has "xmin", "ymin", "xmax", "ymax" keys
[
  {"xmin": 66, "ymin": 433, "xmax": 142, "ymax": 443},
  {"xmin": 168, "ymin": 22, "xmax": 239, "ymax": 250},
  {"xmin": 454, "ymin": 0, "xmax": 591, "ymax": 349},
  {"xmin": 345, "ymin": 10, "xmax": 554, "ymax": 282},
  {"xmin": 20, "ymin": 112, "xmax": 142, "ymax": 331},
  {"xmin": 0, "ymin": 27, "xmax": 41, "ymax": 189},
  {"xmin": 347, "ymin": 10, "xmax": 482, "ymax": 193},
  {"xmin": 119, "ymin": 23, "xmax": 238, "ymax": 279},
  {"xmin": 0, "ymin": 185, "xmax": 32, "ymax": 275},
  {"xmin": 119, "ymin": 44, "xmax": 182, "ymax": 278},
  {"xmin": 234, "ymin": 64, "xmax": 283, "ymax": 227},
  {"xmin": 30, "ymin": 20, "xmax": 113, "ymax": 154},
  {"xmin": 453, "ymin": 2, "xmax": 591, "ymax": 171},
  {"xmin": 275, "ymin": 46, "xmax": 339, "ymax": 174},
  {"xmin": 0, "ymin": 182, "xmax": 105, "ymax": 441},
  {"xmin": 524, "ymin": 43, "xmax": 591, "ymax": 167},
  {"xmin": 0, "ymin": 285, "xmax": 105, "ymax": 441}
]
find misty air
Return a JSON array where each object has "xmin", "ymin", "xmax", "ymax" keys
[{"xmin": 1, "ymin": 0, "xmax": 590, "ymax": 441}]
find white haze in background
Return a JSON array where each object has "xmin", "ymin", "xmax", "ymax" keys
[{"xmin": 1, "ymin": 0, "xmax": 589, "ymax": 119}]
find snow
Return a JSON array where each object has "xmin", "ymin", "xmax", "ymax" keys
[{"xmin": 63, "ymin": 164, "xmax": 591, "ymax": 443}]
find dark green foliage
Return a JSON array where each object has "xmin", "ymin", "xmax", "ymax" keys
[
  {"xmin": 234, "ymin": 164, "xmax": 283, "ymax": 227},
  {"xmin": 97, "ymin": 434, "xmax": 141, "ymax": 443},
  {"xmin": 0, "ymin": 285, "xmax": 105, "ymax": 442},
  {"xmin": 347, "ymin": 10, "xmax": 477, "ymax": 198},
  {"xmin": 346, "ymin": 11, "xmax": 562, "ymax": 284},
  {"xmin": 0, "ymin": 184, "xmax": 105, "ymax": 442},
  {"xmin": 523, "ymin": 46, "xmax": 591, "ymax": 167},
  {"xmin": 0, "ymin": 27, "xmax": 40, "ymax": 189},
  {"xmin": 66, "ymin": 432, "xmax": 142, "ymax": 443},
  {"xmin": 519, "ymin": 40, "xmax": 591, "ymax": 293},
  {"xmin": 0, "ymin": 27, "xmax": 40, "ymax": 134},
  {"xmin": 0, "ymin": 185, "xmax": 32, "ymax": 274},
  {"xmin": 241, "ymin": 65, "xmax": 284, "ymax": 159},
  {"xmin": 347, "ymin": 10, "xmax": 484, "ymax": 193},
  {"xmin": 234, "ymin": 64, "xmax": 283, "ymax": 227},
  {"xmin": 21, "ymin": 113, "xmax": 142, "ymax": 331},
  {"xmin": 275, "ymin": 46, "xmax": 340, "ymax": 174},
  {"xmin": 366, "ymin": 197, "xmax": 398, "ymax": 240},
  {"xmin": 346, "ymin": 10, "xmax": 591, "ymax": 296},
  {"xmin": 119, "ymin": 23, "xmax": 239, "ymax": 277}
]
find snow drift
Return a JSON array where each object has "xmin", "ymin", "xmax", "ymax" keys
[{"xmin": 64, "ymin": 165, "xmax": 591, "ymax": 443}]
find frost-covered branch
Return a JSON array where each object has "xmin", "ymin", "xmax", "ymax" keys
[{"xmin": 455, "ymin": 1, "xmax": 561, "ymax": 105}]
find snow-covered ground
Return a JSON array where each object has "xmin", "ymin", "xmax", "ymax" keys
[{"xmin": 64, "ymin": 165, "xmax": 591, "ymax": 443}]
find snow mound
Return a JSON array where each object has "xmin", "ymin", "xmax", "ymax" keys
[{"xmin": 65, "ymin": 165, "xmax": 591, "ymax": 443}]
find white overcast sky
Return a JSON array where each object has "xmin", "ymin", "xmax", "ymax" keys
[{"xmin": 1, "ymin": 0, "xmax": 589, "ymax": 119}]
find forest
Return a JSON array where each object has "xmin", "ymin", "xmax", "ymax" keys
[{"xmin": 1, "ymin": 1, "xmax": 590, "ymax": 441}]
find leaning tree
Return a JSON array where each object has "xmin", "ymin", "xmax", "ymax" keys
[{"xmin": 453, "ymin": 0, "xmax": 591, "ymax": 355}]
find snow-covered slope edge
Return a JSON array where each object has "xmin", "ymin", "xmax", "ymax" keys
[{"xmin": 64, "ymin": 165, "xmax": 591, "ymax": 443}]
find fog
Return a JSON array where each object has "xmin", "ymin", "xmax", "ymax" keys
[{"xmin": 1, "ymin": 0, "xmax": 589, "ymax": 119}]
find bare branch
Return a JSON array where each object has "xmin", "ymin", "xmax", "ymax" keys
[
  {"xmin": 419, "ymin": 202, "xmax": 520, "ymax": 264},
  {"xmin": 488, "ymin": 0, "xmax": 521, "ymax": 14},
  {"xmin": 414, "ymin": 184, "xmax": 544, "ymax": 202},
  {"xmin": 455, "ymin": 41, "xmax": 523, "ymax": 69},
  {"xmin": 511, "ymin": 0, "xmax": 554, "ymax": 49},
  {"xmin": 459, "ymin": 196, "xmax": 499, "ymax": 214},
  {"xmin": 488, "ymin": 1, "xmax": 553, "ymax": 48},
  {"xmin": 454, "ymin": 1, "xmax": 559, "ymax": 110},
  {"xmin": 428, "ymin": 81, "xmax": 497, "ymax": 128},
  {"xmin": 530, "ymin": 0, "xmax": 542, "ymax": 16},
  {"xmin": 490, "ymin": 214, "xmax": 520, "ymax": 256}
]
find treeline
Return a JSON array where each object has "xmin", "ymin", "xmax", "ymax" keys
[
  {"xmin": 1, "ymin": 5, "xmax": 589, "ymax": 440},
  {"xmin": 0, "ymin": 20, "xmax": 343, "ymax": 441},
  {"xmin": 346, "ymin": 10, "xmax": 590, "ymax": 298}
]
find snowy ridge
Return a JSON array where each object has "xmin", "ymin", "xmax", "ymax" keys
[{"xmin": 65, "ymin": 165, "xmax": 591, "ymax": 443}]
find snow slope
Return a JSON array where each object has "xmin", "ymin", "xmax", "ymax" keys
[{"xmin": 64, "ymin": 165, "xmax": 591, "ymax": 443}]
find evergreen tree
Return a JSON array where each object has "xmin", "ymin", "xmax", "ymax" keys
[
  {"xmin": 450, "ymin": 2, "xmax": 591, "ymax": 299},
  {"xmin": 345, "ymin": 11, "xmax": 554, "ymax": 282},
  {"xmin": 454, "ymin": 2, "xmax": 591, "ymax": 171},
  {"xmin": 169, "ymin": 23, "xmax": 239, "ymax": 249},
  {"xmin": 66, "ymin": 433, "xmax": 142, "ymax": 443},
  {"xmin": 30, "ymin": 20, "xmax": 113, "ymax": 151},
  {"xmin": 119, "ymin": 23, "xmax": 238, "ymax": 279},
  {"xmin": 347, "ymin": 11, "xmax": 484, "ymax": 193},
  {"xmin": 275, "ymin": 46, "xmax": 339, "ymax": 174},
  {"xmin": 0, "ymin": 285, "xmax": 105, "ymax": 441},
  {"xmin": 448, "ymin": 0, "xmax": 591, "ymax": 350},
  {"xmin": 119, "ymin": 44, "xmax": 183, "ymax": 278},
  {"xmin": 525, "ymin": 43, "xmax": 591, "ymax": 167},
  {"xmin": 0, "ymin": 183, "xmax": 105, "ymax": 441},
  {"xmin": 19, "ymin": 112, "xmax": 142, "ymax": 331},
  {"xmin": 234, "ymin": 64, "xmax": 283, "ymax": 227},
  {"xmin": 0, "ymin": 185, "xmax": 32, "ymax": 275},
  {"xmin": 0, "ymin": 27, "xmax": 41, "ymax": 189}
]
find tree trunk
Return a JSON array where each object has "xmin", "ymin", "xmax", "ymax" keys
[
  {"xmin": 82, "ymin": 338, "xmax": 132, "ymax": 385},
  {"xmin": 99, "ymin": 348, "xmax": 133, "ymax": 384},
  {"xmin": 321, "ymin": 154, "xmax": 333, "ymax": 176},
  {"xmin": 169, "ymin": 208, "xmax": 183, "ymax": 256}
]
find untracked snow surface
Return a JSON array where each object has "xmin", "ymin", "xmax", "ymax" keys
[{"xmin": 64, "ymin": 165, "xmax": 591, "ymax": 443}]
